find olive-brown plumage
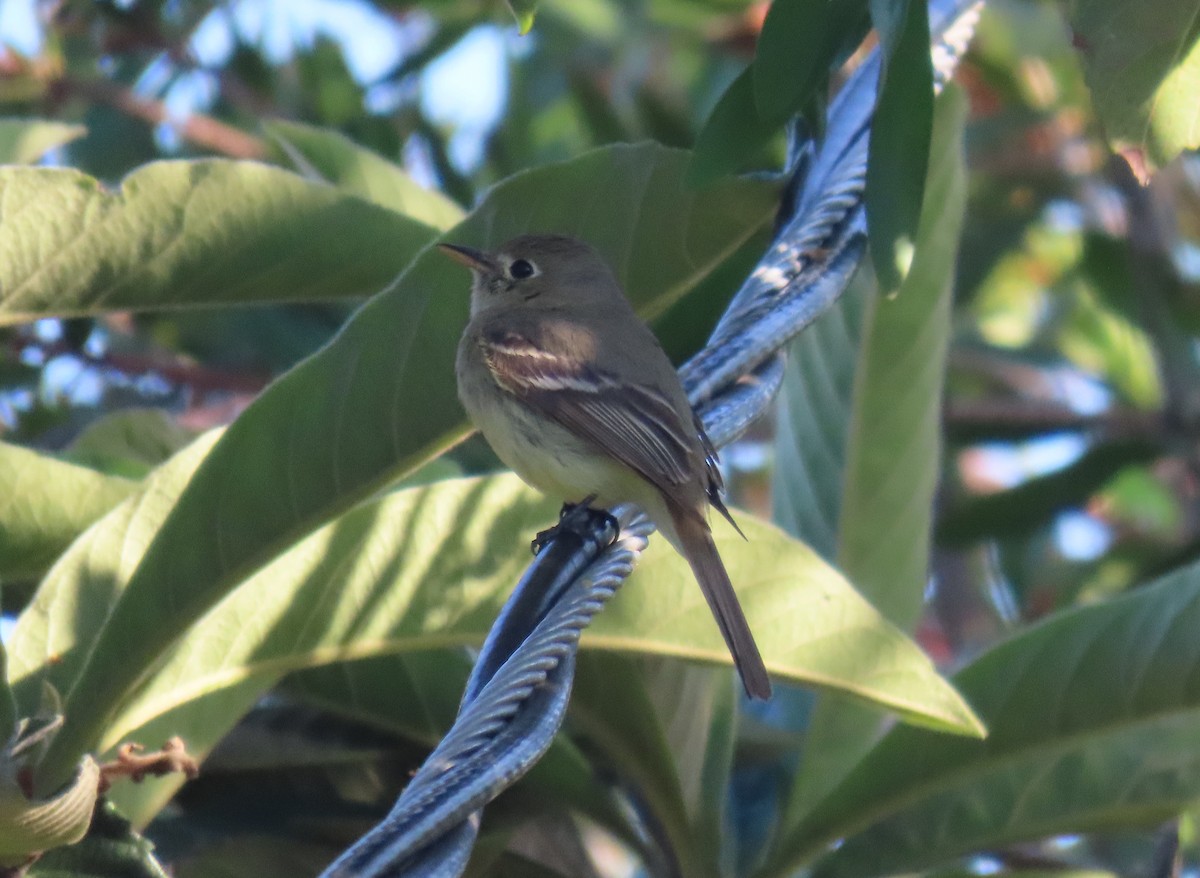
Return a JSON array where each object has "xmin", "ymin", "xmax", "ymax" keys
[{"xmin": 444, "ymin": 234, "xmax": 771, "ymax": 699}]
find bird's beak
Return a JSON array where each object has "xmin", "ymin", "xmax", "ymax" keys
[{"xmin": 437, "ymin": 242, "xmax": 497, "ymax": 273}]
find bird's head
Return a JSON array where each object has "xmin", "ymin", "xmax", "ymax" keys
[{"xmin": 438, "ymin": 233, "xmax": 622, "ymax": 317}]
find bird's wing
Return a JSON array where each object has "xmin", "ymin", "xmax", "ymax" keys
[{"xmin": 479, "ymin": 327, "xmax": 696, "ymax": 493}]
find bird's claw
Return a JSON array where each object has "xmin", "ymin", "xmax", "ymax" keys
[{"xmin": 531, "ymin": 496, "xmax": 620, "ymax": 555}]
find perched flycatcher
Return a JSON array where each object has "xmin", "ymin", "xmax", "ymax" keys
[{"xmin": 442, "ymin": 234, "xmax": 771, "ymax": 700}]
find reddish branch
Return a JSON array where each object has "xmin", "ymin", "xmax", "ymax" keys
[{"xmin": 57, "ymin": 75, "xmax": 266, "ymax": 160}]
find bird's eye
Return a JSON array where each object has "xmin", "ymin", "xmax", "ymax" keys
[{"xmin": 509, "ymin": 259, "xmax": 535, "ymax": 280}]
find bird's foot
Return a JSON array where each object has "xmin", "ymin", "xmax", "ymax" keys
[{"xmin": 531, "ymin": 495, "xmax": 620, "ymax": 555}]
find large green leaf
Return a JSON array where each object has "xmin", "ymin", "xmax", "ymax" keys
[
  {"xmin": 835, "ymin": 85, "xmax": 966, "ymax": 628},
  {"xmin": 92, "ymin": 475, "xmax": 977, "ymax": 755},
  {"xmin": 27, "ymin": 472, "xmax": 978, "ymax": 828},
  {"xmin": 0, "ymin": 119, "xmax": 86, "ymax": 165},
  {"xmin": 0, "ymin": 160, "xmax": 438, "ymax": 325},
  {"xmin": 1066, "ymin": 0, "xmax": 1200, "ymax": 168},
  {"xmin": 778, "ymin": 84, "xmax": 968, "ymax": 824},
  {"xmin": 771, "ymin": 274, "xmax": 869, "ymax": 563},
  {"xmin": 0, "ymin": 442, "xmax": 138, "ymax": 582},
  {"xmin": 29, "ymin": 143, "xmax": 779, "ymax": 789},
  {"xmin": 264, "ymin": 120, "xmax": 465, "ymax": 229},
  {"xmin": 774, "ymin": 557, "xmax": 1200, "ymax": 877},
  {"xmin": 26, "ymin": 467, "xmax": 974, "ymax": 816}
]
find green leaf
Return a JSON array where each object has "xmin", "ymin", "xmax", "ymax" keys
[
  {"xmin": 506, "ymin": 0, "xmax": 539, "ymax": 34},
  {"xmin": 264, "ymin": 119, "xmax": 465, "ymax": 229},
  {"xmin": 283, "ymin": 653, "xmax": 471, "ymax": 747},
  {"xmin": 656, "ymin": 663, "xmax": 737, "ymax": 874},
  {"xmin": 30, "ymin": 469, "xmax": 976, "ymax": 821},
  {"xmin": 0, "ymin": 442, "xmax": 138, "ymax": 582},
  {"xmin": 753, "ymin": 0, "xmax": 827, "ymax": 123},
  {"xmin": 772, "ymin": 273, "xmax": 869, "ymax": 563},
  {"xmin": 570, "ymin": 658, "xmax": 737, "ymax": 877},
  {"xmin": 753, "ymin": 0, "xmax": 868, "ymax": 125},
  {"xmin": 571, "ymin": 655, "xmax": 704, "ymax": 877},
  {"xmin": 29, "ymin": 143, "xmax": 778, "ymax": 790},
  {"xmin": 781, "ymin": 84, "xmax": 968, "ymax": 824},
  {"xmin": 66, "ymin": 409, "xmax": 196, "ymax": 479},
  {"xmin": 866, "ymin": 0, "xmax": 934, "ymax": 291},
  {"xmin": 0, "ymin": 639, "xmax": 14, "ymax": 747},
  {"xmin": 0, "ymin": 160, "xmax": 439, "ymax": 325},
  {"xmin": 775, "ymin": 557, "xmax": 1200, "ymax": 877},
  {"xmin": 0, "ymin": 119, "xmax": 86, "ymax": 165},
  {"xmin": 689, "ymin": 66, "xmax": 782, "ymax": 186},
  {"xmin": 100, "ymin": 474, "xmax": 981, "ymax": 747},
  {"xmin": 1066, "ymin": 0, "xmax": 1200, "ymax": 169},
  {"xmin": 837, "ymin": 84, "xmax": 965, "ymax": 627},
  {"xmin": 27, "ymin": 799, "xmax": 168, "ymax": 878},
  {"xmin": 586, "ymin": 508, "xmax": 980, "ymax": 736}
]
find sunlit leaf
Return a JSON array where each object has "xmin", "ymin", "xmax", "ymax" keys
[
  {"xmin": 0, "ymin": 119, "xmax": 85, "ymax": 165},
  {"xmin": 265, "ymin": 120, "xmax": 465, "ymax": 229},
  {"xmin": 7, "ymin": 431, "xmax": 223, "ymax": 712},
  {"xmin": 0, "ymin": 161, "xmax": 439, "ymax": 325}
]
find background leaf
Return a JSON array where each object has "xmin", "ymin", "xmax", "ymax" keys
[
  {"xmin": 0, "ymin": 119, "xmax": 86, "ymax": 165},
  {"xmin": 265, "ymin": 119, "xmax": 465, "ymax": 229},
  {"xmin": 506, "ymin": 0, "xmax": 539, "ymax": 35},
  {"xmin": 0, "ymin": 442, "xmax": 138, "ymax": 582},
  {"xmin": 0, "ymin": 161, "xmax": 439, "ymax": 325},
  {"xmin": 1066, "ymin": 0, "xmax": 1200, "ymax": 168}
]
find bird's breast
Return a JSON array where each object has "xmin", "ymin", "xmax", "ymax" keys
[{"xmin": 457, "ymin": 332, "xmax": 627, "ymax": 504}]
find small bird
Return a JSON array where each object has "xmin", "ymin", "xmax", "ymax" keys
[{"xmin": 442, "ymin": 233, "xmax": 772, "ymax": 700}]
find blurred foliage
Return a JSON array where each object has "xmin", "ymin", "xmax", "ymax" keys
[{"xmin": 1, "ymin": 0, "xmax": 1200, "ymax": 876}]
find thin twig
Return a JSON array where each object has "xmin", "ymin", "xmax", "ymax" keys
[{"xmin": 58, "ymin": 76, "xmax": 267, "ymax": 160}]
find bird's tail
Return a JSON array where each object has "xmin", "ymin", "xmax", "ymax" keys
[{"xmin": 666, "ymin": 502, "xmax": 772, "ymax": 700}]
